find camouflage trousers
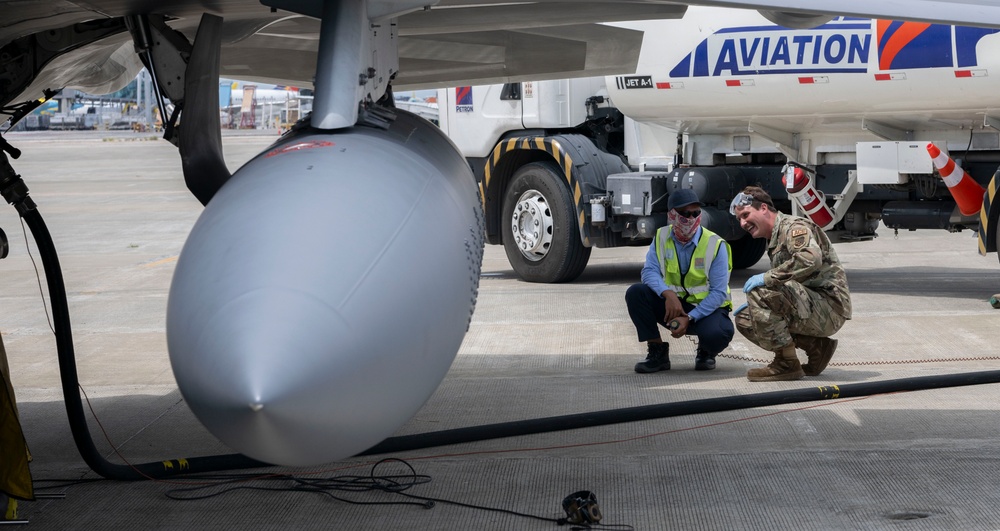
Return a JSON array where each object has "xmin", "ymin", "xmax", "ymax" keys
[
  {"xmin": 1, "ymin": 333, "xmax": 34, "ymax": 502},
  {"xmin": 735, "ymin": 281, "xmax": 847, "ymax": 351}
]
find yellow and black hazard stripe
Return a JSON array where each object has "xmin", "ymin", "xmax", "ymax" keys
[
  {"xmin": 978, "ymin": 172, "xmax": 998, "ymax": 255},
  {"xmin": 483, "ymin": 136, "xmax": 590, "ymax": 246},
  {"xmin": 161, "ymin": 458, "xmax": 190, "ymax": 471},
  {"xmin": 817, "ymin": 385, "xmax": 841, "ymax": 400}
]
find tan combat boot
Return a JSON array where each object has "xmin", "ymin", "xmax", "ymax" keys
[
  {"xmin": 798, "ymin": 336, "xmax": 838, "ymax": 377},
  {"xmin": 747, "ymin": 344, "xmax": 804, "ymax": 382}
]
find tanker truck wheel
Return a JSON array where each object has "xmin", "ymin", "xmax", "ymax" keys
[
  {"xmin": 501, "ymin": 161, "xmax": 591, "ymax": 283},
  {"xmin": 729, "ymin": 233, "xmax": 767, "ymax": 270}
]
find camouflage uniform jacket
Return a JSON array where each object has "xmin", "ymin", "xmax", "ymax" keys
[{"xmin": 762, "ymin": 212, "xmax": 852, "ymax": 319}]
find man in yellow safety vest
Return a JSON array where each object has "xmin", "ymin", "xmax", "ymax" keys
[{"xmin": 625, "ymin": 188, "xmax": 735, "ymax": 373}]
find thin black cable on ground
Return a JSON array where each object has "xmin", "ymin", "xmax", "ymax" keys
[{"xmin": 163, "ymin": 458, "xmax": 635, "ymax": 530}]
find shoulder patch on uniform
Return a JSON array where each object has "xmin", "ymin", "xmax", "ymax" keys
[{"xmin": 790, "ymin": 227, "xmax": 810, "ymax": 249}]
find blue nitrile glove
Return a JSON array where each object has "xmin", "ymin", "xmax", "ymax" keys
[
  {"xmin": 743, "ymin": 273, "xmax": 766, "ymax": 293},
  {"xmin": 734, "ymin": 303, "xmax": 748, "ymax": 315}
]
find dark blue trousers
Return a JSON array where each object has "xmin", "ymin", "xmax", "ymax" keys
[{"xmin": 625, "ymin": 283, "xmax": 735, "ymax": 356}]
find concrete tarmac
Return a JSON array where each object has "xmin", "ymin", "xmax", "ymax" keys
[{"xmin": 2, "ymin": 131, "xmax": 1000, "ymax": 530}]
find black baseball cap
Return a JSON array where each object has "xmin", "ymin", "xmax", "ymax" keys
[{"xmin": 667, "ymin": 188, "xmax": 704, "ymax": 211}]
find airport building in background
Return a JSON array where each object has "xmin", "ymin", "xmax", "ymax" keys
[{"xmin": 7, "ymin": 71, "xmax": 438, "ymax": 132}]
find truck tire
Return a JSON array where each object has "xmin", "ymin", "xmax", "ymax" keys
[
  {"xmin": 729, "ymin": 233, "xmax": 767, "ymax": 270},
  {"xmin": 502, "ymin": 161, "xmax": 591, "ymax": 283}
]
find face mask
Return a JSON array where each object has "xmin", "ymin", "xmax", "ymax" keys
[{"xmin": 668, "ymin": 210, "xmax": 701, "ymax": 243}]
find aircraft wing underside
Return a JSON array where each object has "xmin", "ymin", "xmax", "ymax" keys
[
  {"xmin": 698, "ymin": 0, "xmax": 1000, "ymax": 28},
  {"xmin": 5, "ymin": 0, "xmax": 1000, "ymax": 119},
  {"xmin": 0, "ymin": 1, "xmax": 695, "ymax": 117}
]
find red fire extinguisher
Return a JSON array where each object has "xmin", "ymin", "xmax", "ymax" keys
[{"xmin": 782, "ymin": 165, "xmax": 835, "ymax": 229}]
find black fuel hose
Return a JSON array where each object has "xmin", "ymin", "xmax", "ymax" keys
[
  {"xmin": 18, "ymin": 199, "xmax": 1000, "ymax": 478},
  {"xmin": 21, "ymin": 207, "xmax": 268, "ymax": 480},
  {"xmin": 362, "ymin": 370, "xmax": 1000, "ymax": 455}
]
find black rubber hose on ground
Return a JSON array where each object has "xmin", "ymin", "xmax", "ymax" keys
[
  {"xmin": 22, "ymin": 207, "xmax": 268, "ymax": 480},
  {"xmin": 362, "ymin": 370, "xmax": 1000, "ymax": 455},
  {"xmin": 20, "ymin": 204, "xmax": 1000, "ymax": 477}
]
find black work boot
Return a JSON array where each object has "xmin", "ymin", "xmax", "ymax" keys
[
  {"xmin": 694, "ymin": 349, "xmax": 716, "ymax": 371},
  {"xmin": 634, "ymin": 342, "xmax": 670, "ymax": 373}
]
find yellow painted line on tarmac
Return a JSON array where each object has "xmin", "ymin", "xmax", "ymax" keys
[{"xmin": 141, "ymin": 256, "xmax": 178, "ymax": 269}]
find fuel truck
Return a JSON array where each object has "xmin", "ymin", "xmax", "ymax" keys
[{"xmin": 437, "ymin": 7, "xmax": 1000, "ymax": 283}]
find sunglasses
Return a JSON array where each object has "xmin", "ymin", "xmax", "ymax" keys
[{"xmin": 675, "ymin": 209, "xmax": 701, "ymax": 218}]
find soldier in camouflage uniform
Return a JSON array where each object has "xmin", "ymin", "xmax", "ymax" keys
[{"xmin": 729, "ymin": 185, "xmax": 852, "ymax": 381}]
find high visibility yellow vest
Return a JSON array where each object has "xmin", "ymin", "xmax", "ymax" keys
[{"xmin": 655, "ymin": 227, "xmax": 733, "ymax": 308}]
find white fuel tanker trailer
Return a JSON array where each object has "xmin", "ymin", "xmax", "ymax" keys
[{"xmin": 438, "ymin": 7, "xmax": 1000, "ymax": 282}]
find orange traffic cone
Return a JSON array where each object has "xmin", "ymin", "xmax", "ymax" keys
[{"xmin": 926, "ymin": 143, "xmax": 986, "ymax": 216}]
